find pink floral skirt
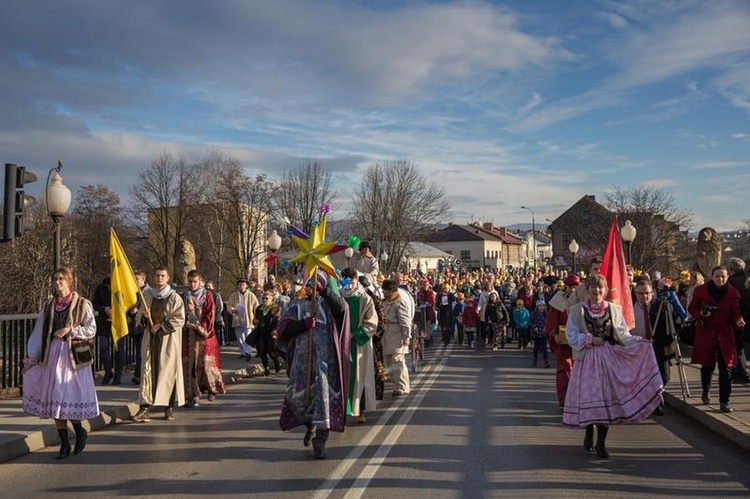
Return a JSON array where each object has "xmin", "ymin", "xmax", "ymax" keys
[
  {"xmin": 563, "ymin": 341, "xmax": 662, "ymax": 427},
  {"xmin": 23, "ymin": 338, "xmax": 100, "ymax": 420}
]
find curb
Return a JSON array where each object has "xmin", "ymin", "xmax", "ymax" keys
[
  {"xmin": 663, "ymin": 391, "xmax": 750, "ymax": 453},
  {"xmin": 0, "ymin": 363, "xmax": 265, "ymax": 464}
]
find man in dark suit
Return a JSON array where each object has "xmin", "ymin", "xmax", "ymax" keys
[{"xmin": 631, "ymin": 279, "xmax": 686, "ymax": 415}]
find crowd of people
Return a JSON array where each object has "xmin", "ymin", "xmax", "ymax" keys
[{"xmin": 19, "ymin": 239, "xmax": 750, "ymax": 461}]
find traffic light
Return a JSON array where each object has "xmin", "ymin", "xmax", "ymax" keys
[{"xmin": 3, "ymin": 163, "xmax": 37, "ymax": 240}]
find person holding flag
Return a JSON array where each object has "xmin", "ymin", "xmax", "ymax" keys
[
  {"xmin": 563, "ymin": 218, "xmax": 662, "ymax": 459},
  {"xmin": 132, "ymin": 267, "xmax": 186, "ymax": 422}
]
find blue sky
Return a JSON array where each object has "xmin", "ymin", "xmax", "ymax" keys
[{"xmin": 1, "ymin": 0, "xmax": 748, "ymax": 231}]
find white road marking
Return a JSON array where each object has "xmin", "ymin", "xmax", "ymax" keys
[{"xmin": 313, "ymin": 344, "xmax": 451, "ymax": 499}]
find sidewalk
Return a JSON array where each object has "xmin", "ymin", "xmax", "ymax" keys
[
  {"xmin": 1, "ymin": 345, "xmax": 749, "ymax": 464},
  {"xmin": 0, "ymin": 345, "xmax": 264, "ymax": 464},
  {"xmin": 662, "ymin": 356, "xmax": 750, "ymax": 452}
]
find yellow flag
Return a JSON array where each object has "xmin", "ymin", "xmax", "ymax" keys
[{"xmin": 109, "ymin": 228, "xmax": 139, "ymax": 348}]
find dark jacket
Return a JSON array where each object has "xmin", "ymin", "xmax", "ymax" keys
[{"xmin": 92, "ymin": 278, "xmax": 111, "ymax": 337}]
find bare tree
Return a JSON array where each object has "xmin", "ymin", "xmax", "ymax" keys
[
  {"xmin": 0, "ymin": 204, "xmax": 56, "ymax": 313},
  {"xmin": 351, "ymin": 160, "xmax": 451, "ymax": 273},
  {"xmin": 274, "ymin": 161, "xmax": 336, "ymax": 235},
  {"xmin": 195, "ymin": 151, "xmax": 275, "ymax": 287},
  {"xmin": 605, "ymin": 185, "xmax": 694, "ymax": 273},
  {"xmin": 128, "ymin": 153, "xmax": 203, "ymax": 279},
  {"xmin": 68, "ymin": 185, "xmax": 123, "ymax": 297}
]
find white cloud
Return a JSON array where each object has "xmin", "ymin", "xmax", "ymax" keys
[
  {"xmin": 643, "ymin": 179, "xmax": 677, "ymax": 188},
  {"xmin": 519, "ymin": 92, "xmax": 543, "ymax": 114},
  {"xmin": 512, "ymin": 2, "xmax": 750, "ymax": 131},
  {"xmin": 691, "ymin": 160, "xmax": 746, "ymax": 170},
  {"xmin": 699, "ymin": 195, "xmax": 733, "ymax": 203},
  {"xmin": 713, "ymin": 63, "xmax": 750, "ymax": 112},
  {"xmin": 731, "ymin": 132, "xmax": 750, "ymax": 141},
  {"xmin": 597, "ymin": 11, "xmax": 629, "ymax": 29}
]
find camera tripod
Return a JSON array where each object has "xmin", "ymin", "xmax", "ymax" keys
[{"xmin": 652, "ymin": 296, "xmax": 691, "ymax": 401}]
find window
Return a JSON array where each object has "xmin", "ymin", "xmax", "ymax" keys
[
  {"xmin": 562, "ymin": 234, "xmax": 572, "ymax": 251},
  {"xmin": 582, "ymin": 210, "xmax": 591, "ymax": 222},
  {"xmin": 460, "ymin": 250, "xmax": 471, "ymax": 260}
]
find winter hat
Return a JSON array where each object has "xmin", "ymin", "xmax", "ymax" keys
[{"xmin": 563, "ymin": 275, "xmax": 581, "ymax": 286}]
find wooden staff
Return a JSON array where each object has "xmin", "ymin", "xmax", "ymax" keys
[
  {"xmin": 305, "ymin": 277, "xmax": 318, "ymax": 404},
  {"xmin": 138, "ymin": 285, "xmax": 154, "ymax": 329}
]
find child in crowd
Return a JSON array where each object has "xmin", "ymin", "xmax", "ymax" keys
[
  {"xmin": 453, "ymin": 292, "xmax": 466, "ymax": 345},
  {"xmin": 513, "ymin": 299, "xmax": 530, "ymax": 350},
  {"xmin": 485, "ymin": 291, "xmax": 510, "ymax": 349},
  {"xmin": 530, "ymin": 300, "xmax": 549, "ymax": 367},
  {"xmin": 462, "ymin": 297, "xmax": 479, "ymax": 348}
]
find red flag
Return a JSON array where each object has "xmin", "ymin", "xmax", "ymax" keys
[{"xmin": 600, "ymin": 216, "xmax": 635, "ymax": 329}]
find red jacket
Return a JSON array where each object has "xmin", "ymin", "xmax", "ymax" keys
[
  {"xmin": 688, "ymin": 282, "xmax": 742, "ymax": 368},
  {"xmin": 462, "ymin": 301, "xmax": 479, "ymax": 329},
  {"xmin": 544, "ymin": 306, "xmax": 571, "ymax": 358},
  {"xmin": 418, "ymin": 288, "xmax": 436, "ymax": 323}
]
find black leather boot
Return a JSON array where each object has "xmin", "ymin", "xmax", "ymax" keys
[
  {"xmin": 312, "ymin": 429, "xmax": 329, "ymax": 459},
  {"xmin": 73, "ymin": 423, "xmax": 87, "ymax": 455},
  {"xmin": 595, "ymin": 425, "xmax": 609, "ymax": 458},
  {"xmin": 55, "ymin": 429, "xmax": 71, "ymax": 460},
  {"xmin": 583, "ymin": 424, "xmax": 595, "ymax": 452}
]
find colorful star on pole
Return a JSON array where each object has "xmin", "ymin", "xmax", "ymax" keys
[{"xmin": 289, "ymin": 208, "xmax": 347, "ymax": 283}]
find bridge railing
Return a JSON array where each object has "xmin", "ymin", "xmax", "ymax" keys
[{"xmin": 0, "ymin": 313, "xmax": 138, "ymax": 392}]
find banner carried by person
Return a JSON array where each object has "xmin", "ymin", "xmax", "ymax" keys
[
  {"xmin": 600, "ymin": 216, "xmax": 635, "ymax": 330},
  {"xmin": 109, "ymin": 228, "xmax": 139, "ymax": 348}
]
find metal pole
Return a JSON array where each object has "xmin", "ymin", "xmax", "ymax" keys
[
  {"xmin": 53, "ymin": 217, "xmax": 61, "ymax": 270},
  {"xmin": 627, "ymin": 241, "xmax": 632, "ymax": 265},
  {"xmin": 521, "ymin": 206, "xmax": 536, "ymax": 269},
  {"xmin": 531, "ymin": 213, "xmax": 536, "ymax": 269}
]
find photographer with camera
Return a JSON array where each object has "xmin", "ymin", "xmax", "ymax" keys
[
  {"xmin": 688, "ymin": 265, "xmax": 746, "ymax": 413},
  {"xmin": 631, "ymin": 279, "xmax": 687, "ymax": 415}
]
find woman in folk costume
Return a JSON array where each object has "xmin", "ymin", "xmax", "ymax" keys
[
  {"xmin": 276, "ymin": 270, "xmax": 350, "ymax": 459},
  {"xmin": 564, "ymin": 275, "xmax": 662, "ymax": 459},
  {"xmin": 23, "ymin": 267, "xmax": 99, "ymax": 460},
  {"xmin": 340, "ymin": 268, "xmax": 378, "ymax": 424}
]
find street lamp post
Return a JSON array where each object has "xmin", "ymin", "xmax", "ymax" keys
[
  {"xmin": 344, "ymin": 246, "xmax": 354, "ymax": 267},
  {"xmin": 45, "ymin": 162, "xmax": 71, "ymax": 270},
  {"xmin": 521, "ymin": 206, "xmax": 536, "ymax": 269},
  {"xmin": 267, "ymin": 229, "xmax": 282, "ymax": 278},
  {"xmin": 620, "ymin": 220, "xmax": 636, "ymax": 265},
  {"xmin": 569, "ymin": 239, "xmax": 579, "ymax": 275},
  {"xmin": 381, "ymin": 250, "xmax": 389, "ymax": 274}
]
